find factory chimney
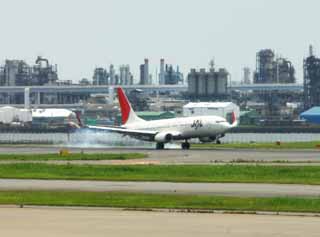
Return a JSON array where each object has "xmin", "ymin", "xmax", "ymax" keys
[
  {"xmin": 243, "ymin": 67, "xmax": 251, "ymax": 84},
  {"xmin": 144, "ymin": 59, "xmax": 149, "ymax": 85},
  {"xmin": 309, "ymin": 45, "xmax": 314, "ymax": 57},
  {"xmin": 159, "ymin": 59, "xmax": 165, "ymax": 85}
]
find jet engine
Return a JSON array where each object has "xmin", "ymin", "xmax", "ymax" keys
[
  {"xmin": 154, "ymin": 132, "xmax": 173, "ymax": 143},
  {"xmin": 199, "ymin": 136, "xmax": 217, "ymax": 143}
]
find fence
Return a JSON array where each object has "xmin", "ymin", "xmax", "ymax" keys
[{"xmin": 0, "ymin": 131, "xmax": 319, "ymax": 146}]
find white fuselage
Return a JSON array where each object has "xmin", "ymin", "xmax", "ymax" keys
[{"xmin": 123, "ymin": 115, "xmax": 232, "ymax": 141}]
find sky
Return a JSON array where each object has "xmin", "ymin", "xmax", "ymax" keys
[{"xmin": 0, "ymin": 0, "xmax": 319, "ymax": 83}]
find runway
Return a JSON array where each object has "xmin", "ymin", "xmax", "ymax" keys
[
  {"xmin": 0, "ymin": 207, "xmax": 319, "ymax": 237},
  {"xmin": 0, "ymin": 146, "xmax": 319, "ymax": 164},
  {"xmin": 1, "ymin": 179, "xmax": 320, "ymax": 197}
]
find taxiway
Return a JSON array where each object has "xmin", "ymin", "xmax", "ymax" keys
[
  {"xmin": 1, "ymin": 179, "xmax": 320, "ymax": 197},
  {"xmin": 0, "ymin": 146, "xmax": 318, "ymax": 164},
  {"xmin": 0, "ymin": 207, "xmax": 318, "ymax": 237}
]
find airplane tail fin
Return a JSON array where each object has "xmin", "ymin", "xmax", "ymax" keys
[
  {"xmin": 117, "ymin": 88, "xmax": 145, "ymax": 125},
  {"xmin": 75, "ymin": 111, "xmax": 83, "ymax": 127},
  {"xmin": 229, "ymin": 111, "xmax": 238, "ymax": 127},
  {"xmin": 68, "ymin": 111, "xmax": 83, "ymax": 129}
]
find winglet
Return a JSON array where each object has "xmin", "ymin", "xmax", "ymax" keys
[{"xmin": 117, "ymin": 88, "xmax": 145, "ymax": 125}]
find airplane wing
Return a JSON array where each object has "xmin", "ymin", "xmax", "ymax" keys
[
  {"xmin": 87, "ymin": 125, "xmax": 158, "ymax": 141},
  {"xmin": 69, "ymin": 112, "xmax": 156, "ymax": 141},
  {"xmin": 86, "ymin": 125, "xmax": 182, "ymax": 142}
]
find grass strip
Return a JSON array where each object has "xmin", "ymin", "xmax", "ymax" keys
[
  {"xmin": 192, "ymin": 141, "xmax": 320, "ymax": 150},
  {"xmin": 1, "ymin": 191, "xmax": 320, "ymax": 213},
  {"xmin": 2, "ymin": 164, "xmax": 320, "ymax": 184},
  {"xmin": 0, "ymin": 153, "xmax": 146, "ymax": 161}
]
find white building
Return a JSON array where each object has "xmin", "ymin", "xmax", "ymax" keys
[
  {"xmin": 0, "ymin": 106, "xmax": 32, "ymax": 124},
  {"xmin": 183, "ymin": 102, "xmax": 240, "ymax": 121},
  {"xmin": 32, "ymin": 109, "xmax": 76, "ymax": 126}
]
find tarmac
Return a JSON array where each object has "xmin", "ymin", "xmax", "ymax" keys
[
  {"xmin": 0, "ymin": 207, "xmax": 319, "ymax": 237},
  {"xmin": 0, "ymin": 146, "xmax": 319, "ymax": 164},
  {"xmin": 1, "ymin": 179, "xmax": 320, "ymax": 197}
]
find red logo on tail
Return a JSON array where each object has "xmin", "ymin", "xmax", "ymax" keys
[
  {"xmin": 231, "ymin": 112, "xmax": 236, "ymax": 124},
  {"xmin": 117, "ymin": 88, "xmax": 131, "ymax": 124}
]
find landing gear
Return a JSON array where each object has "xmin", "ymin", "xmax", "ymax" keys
[
  {"xmin": 156, "ymin": 142, "xmax": 165, "ymax": 150},
  {"xmin": 215, "ymin": 134, "xmax": 224, "ymax": 145},
  {"xmin": 181, "ymin": 141, "xmax": 190, "ymax": 150}
]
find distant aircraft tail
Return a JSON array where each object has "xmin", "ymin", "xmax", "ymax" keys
[
  {"xmin": 68, "ymin": 111, "xmax": 83, "ymax": 129},
  {"xmin": 75, "ymin": 111, "xmax": 84, "ymax": 127},
  {"xmin": 117, "ymin": 88, "xmax": 145, "ymax": 125}
]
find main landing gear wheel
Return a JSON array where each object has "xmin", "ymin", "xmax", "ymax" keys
[
  {"xmin": 181, "ymin": 142, "xmax": 190, "ymax": 150},
  {"xmin": 216, "ymin": 139, "xmax": 221, "ymax": 145},
  {"xmin": 156, "ymin": 143, "xmax": 165, "ymax": 150}
]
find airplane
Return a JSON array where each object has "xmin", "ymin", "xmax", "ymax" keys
[{"xmin": 72, "ymin": 88, "xmax": 238, "ymax": 150}]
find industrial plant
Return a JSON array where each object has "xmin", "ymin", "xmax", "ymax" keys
[
  {"xmin": 159, "ymin": 59, "xmax": 184, "ymax": 85},
  {"xmin": 0, "ymin": 56, "xmax": 58, "ymax": 87},
  {"xmin": 245, "ymin": 49, "xmax": 301, "ymax": 121},
  {"xmin": 0, "ymin": 46, "xmax": 320, "ymax": 130},
  {"xmin": 254, "ymin": 49, "xmax": 296, "ymax": 84},
  {"xmin": 304, "ymin": 46, "xmax": 320, "ymax": 110},
  {"xmin": 92, "ymin": 64, "xmax": 133, "ymax": 86},
  {"xmin": 0, "ymin": 57, "xmax": 59, "ymax": 104}
]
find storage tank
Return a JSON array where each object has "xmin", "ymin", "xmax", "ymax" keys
[
  {"xmin": 207, "ymin": 72, "xmax": 216, "ymax": 95},
  {"xmin": 216, "ymin": 69, "xmax": 228, "ymax": 94},
  {"xmin": 187, "ymin": 69, "xmax": 198, "ymax": 95},
  {"xmin": 198, "ymin": 69, "xmax": 207, "ymax": 96}
]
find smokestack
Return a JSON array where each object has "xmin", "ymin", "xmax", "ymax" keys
[
  {"xmin": 144, "ymin": 58, "xmax": 149, "ymax": 85},
  {"xmin": 109, "ymin": 64, "xmax": 115, "ymax": 85},
  {"xmin": 160, "ymin": 59, "xmax": 165, "ymax": 85},
  {"xmin": 243, "ymin": 67, "xmax": 251, "ymax": 85},
  {"xmin": 309, "ymin": 45, "xmax": 314, "ymax": 57}
]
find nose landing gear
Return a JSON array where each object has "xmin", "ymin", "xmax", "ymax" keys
[
  {"xmin": 181, "ymin": 141, "xmax": 190, "ymax": 150},
  {"xmin": 216, "ymin": 134, "xmax": 225, "ymax": 145}
]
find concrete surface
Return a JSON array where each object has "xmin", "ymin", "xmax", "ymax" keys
[
  {"xmin": 1, "ymin": 179, "xmax": 320, "ymax": 197},
  {"xmin": 0, "ymin": 146, "xmax": 319, "ymax": 164},
  {"xmin": 0, "ymin": 207, "xmax": 319, "ymax": 237}
]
